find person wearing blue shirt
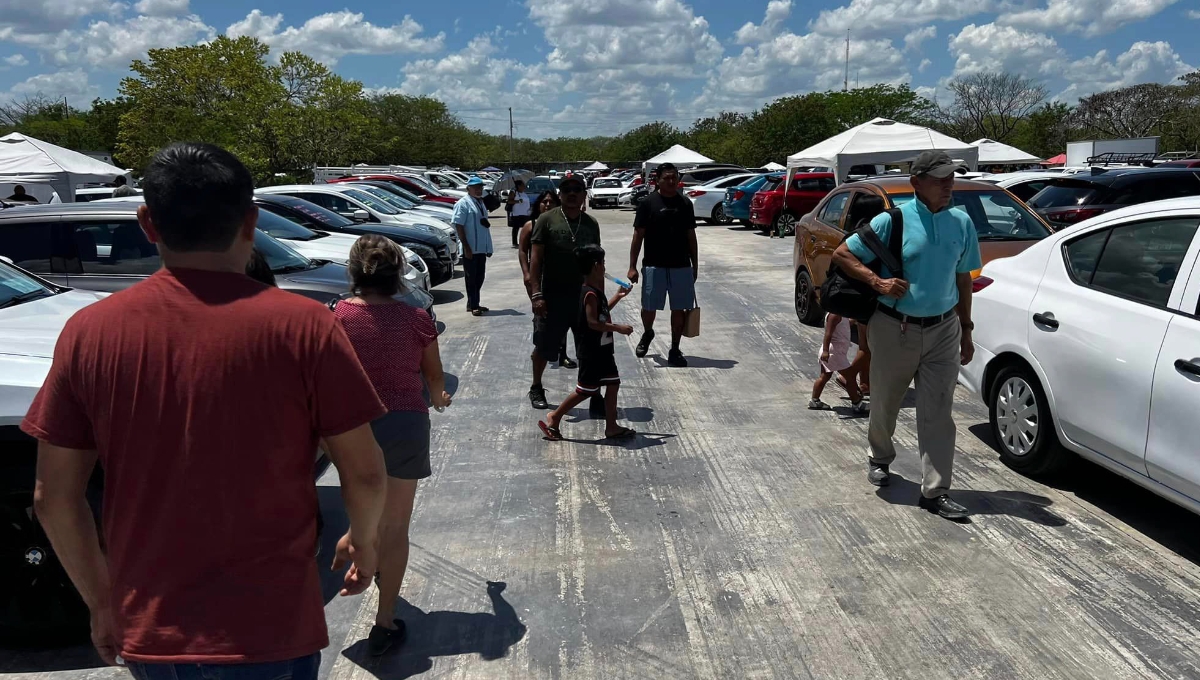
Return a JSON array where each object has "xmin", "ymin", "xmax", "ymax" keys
[
  {"xmin": 832, "ymin": 150, "xmax": 982, "ymax": 520},
  {"xmin": 453, "ymin": 178, "xmax": 495, "ymax": 316}
]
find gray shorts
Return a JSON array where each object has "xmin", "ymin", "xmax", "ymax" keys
[{"xmin": 370, "ymin": 410, "xmax": 431, "ymax": 479}]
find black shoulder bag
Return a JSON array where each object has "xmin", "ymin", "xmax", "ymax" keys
[{"xmin": 817, "ymin": 208, "xmax": 904, "ymax": 323}]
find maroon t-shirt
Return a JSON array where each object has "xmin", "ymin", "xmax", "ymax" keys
[{"xmin": 21, "ymin": 268, "xmax": 386, "ymax": 664}]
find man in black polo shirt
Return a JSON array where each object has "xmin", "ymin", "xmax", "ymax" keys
[{"xmin": 627, "ymin": 163, "xmax": 698, "ymax": 367}]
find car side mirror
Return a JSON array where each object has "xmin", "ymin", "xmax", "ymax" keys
[{"xmin": 352, "ymin": 209, "xmax": 370, "ymax": 222}]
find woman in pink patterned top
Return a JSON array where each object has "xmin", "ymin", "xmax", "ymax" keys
[{"xmin": 332, "ymin": 234, "xmax": 450, "ymax": 656}]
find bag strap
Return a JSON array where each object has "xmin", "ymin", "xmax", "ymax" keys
[{"xmin": 885, "ymin": 207, "xmax": 904, "ymax": 280}]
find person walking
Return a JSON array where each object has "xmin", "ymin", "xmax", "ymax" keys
[
  {"xmin": 21, "ymin": 142, "xmax": 389, "ymax": 675},
  {"xmin": 627, "ymin": 163, "xmax": 698, "ymax": 367},
  {"xmin": 506, "ymin": 179, "xmax": 530, "ymax": 248},
  {"xmin": 332, "ymin": 235, "xmax": 451, "ymax": 656},
  {"xmin": 527, "ymin": 175, "xmax": 600, "ymax": 409},
  {"xmin": 809, "ymin": 312, "xmax": 867, "ymax": 413},
  {"xmin": 518, "ymin": 190, "xmax": 577, "ymax": 370},
  {"xmin": 831, "ymin": 150, "xmax": 981, "ymax": 520},
  {"xmin": 112, "ymin": 175, "xmax": 137, "ymax": 198},
  {"xmin": 538, "ymin": 244, "xmax": 636, "ymax": 441},
  {"xmin": 453, "ymin": 177, "xmax": 494, "ymax": 316}
]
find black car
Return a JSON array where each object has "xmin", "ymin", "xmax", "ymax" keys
[
  {"xmin": 1027, "ymin": 168, "xmax": 1200, "ymax": 229},
  {"xmin": 0, "ymin": 203, "xmax": 433, "ymax": 311},
  {"xmin": 253, "ymin": 194, "xmax": 455, "ymax": 286}
]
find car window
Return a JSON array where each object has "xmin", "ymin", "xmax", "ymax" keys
[
  {"xmin": 0, "ymin": 222, "xmax": 55, "ymax": 273},
  {"xmin": 356, "ymin": 185, "xmax": 413, "ymax": 210},
  {"xmin": 1008, "ymin": 181, "xmax": 1048, "ymax": 202},
  {"xmin": 593, "ymin": 178, "xmax": 622, "ymax": 189},
  {"xmin": 843, "ymin": 192, "xmax": 886, "ymax": 232},
  {"xmin": 819, "ymin": 192, "xmax": 851, "ymax": 226},
  {"xmin": 0, "ymin": 260, "xmax": 54, "ymax": 305},
  {"xmin": 253, "ymin": 231, "xmax": 311, "ymax": 272},
  {"xmin": 255, "ymin": 208, "xmax": 318, "ymax": 240},
  {"xmin": 1027, "ymin": 183, "xmax": 1102, "ymax": 209},
  {"xmin": 1112, "ymin": 173, "xmax": 1200, "ymax": 204},
  {"xmin": 891, "ymin": 191, "xmax": 1051, "ymax": 239},
  {"xmin": 276, "ymin": 198, "xmax": 353, "ymax": 228},
  {"xmin": 1065, "ymin": 218, "xmax": 1200, "ymax": 308},
  {"xmin": 70, "ymin": 221, "xmax": 160, "ymax": 275},
  {"xmin": 343, "ymin": 189, "xmax": 399, "ymax": 215}
]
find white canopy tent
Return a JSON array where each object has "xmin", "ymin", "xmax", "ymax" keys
[
  {"xmin": 786, "ymin": 118, "xmax": 978, "ymax": 184},
  {"xmin": 762, "ymin": 161, "xmax": 786, "ymax": 171},
  {"xmin": 971, "ymin": 138, "xmax": 1041, "ymax": 166},
  {"xmin": 582, "ymin": 161, "xmax": 608, "ymax": 171},
  {"xmin": 0, "ymin": 133, "xmax": 127, "ymax": 202},
  {"xmin": 642, "ymin": 144, "xmax": 713, "ymax": 175}
]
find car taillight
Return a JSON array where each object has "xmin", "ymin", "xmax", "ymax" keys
[
  {"xmin": 972, "ymin": 276, "xmax": 994, "ymax": 292},
  {"xmin": 733, "ymin": 190, "xmax": 745, "ymax": 201},
  {"xmin": 1047, "ymin": 208, "xmax": 1105, "ymax": 224},
  {"xmin": 686, "ymin": 190, "xmax": 704, "ymax": 198}
]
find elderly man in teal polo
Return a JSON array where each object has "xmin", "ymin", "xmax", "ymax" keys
[{"xmin": 832, "ymin": 150, "xmax": 982, "ymax": 520}]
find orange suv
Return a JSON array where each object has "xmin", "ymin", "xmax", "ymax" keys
[{"xmin": 792, "ymin": 176, "xmax": 1054, "ymax": 325}]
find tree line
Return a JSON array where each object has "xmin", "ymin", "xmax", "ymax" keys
[{"xmin": 2, "ymin": 35, "xmax": 1198, "ymax": 184}]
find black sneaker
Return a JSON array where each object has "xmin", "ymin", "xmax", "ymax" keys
[
  {"xmin": 867, "ymin": 463, "xmax": 890, "ymax": 487},
  {"xmin": 528, "ymin": 385, "xmax": 548, "ymax": 409},
  {"xmin": 918, "ymin": 494, "xmax": 970, "ymax": 520},
  {"xmin": 635, "ymin": 330, "xmax": 654, "ymax": 358},
  {"xmin": 559, "ymin": 355, "xmax": 578, "ymax": 369},
  {"xmin": 367, "ymin": 619, "xmax": 407, "ymax": 656},
  {"xmin": 667, "ymin": 349, "xmax": 687, "ymax": 367}
]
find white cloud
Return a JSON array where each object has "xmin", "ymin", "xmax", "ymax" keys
[
  {"xmin": 734, "ymin": 0, "xmax": 792, "ymax": 45},
  {"xmin": 53, "ymin": 14, "xmax": 214, "ymax": 69},
  {"xmin": 903, "ymin": 26, "xmax": 936, "ymax": 52},
  {"xmin": 1000, "ymin": 0, "xmax": 1179, "ymax": 38},
  {"xmin": 1059, "ymin": 40, "xmax": 1195, "ymax": 99},
  {"xmin": 133, "ymin": 0, "xmax": 189, "ymax": 17},
  {"xmin": 0, "ymin": 0, "xmax": 117, "ymax": 32},
  {"xmin": 8, "ymin": 68, "xmax": 99, "ymax": 101},
  {"xmin": 227, "ymin": 10, "xmax": 444, "ymax": 65},
  {"xmin": 948, "ymin": 23, "xmax": 1065, "ymax": 77},
  {"xmin": 810, "ymin": 0, "xmax": 994, "ymax": 37},
  {"xmin": 1189, "ymin": 9, "xmax": 1200, "ymax": 19},
  {"xmin": 918, "ymin": 58, "xmax": 932, "ymax": 73},
  {"xmin": 4, "ymin": 53, "xmax": 27, "ymax": 66}
]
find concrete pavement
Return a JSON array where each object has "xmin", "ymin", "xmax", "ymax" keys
[{"xmin": 4, "ymin": 207, "xmax": 1200, "ymax": 680}]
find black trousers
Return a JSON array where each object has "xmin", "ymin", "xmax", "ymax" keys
[{"xmin": 463, "ymin": 256, "xmax": 487, "ymax": 310}]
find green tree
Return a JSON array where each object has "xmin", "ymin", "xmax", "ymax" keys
[{"xmin": 1010, "ymin": 102, "xmax": 1077, "ymax": 160}]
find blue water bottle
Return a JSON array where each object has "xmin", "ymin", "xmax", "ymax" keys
[{"xmin": 605, "ymin": 272, "xmax": 633, "ymax": 290}]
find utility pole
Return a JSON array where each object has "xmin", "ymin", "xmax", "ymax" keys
[
  {"xmin": 844, "ymin": 29, "xmax": 850, "ymax": 92},
  {"xmin": 508, "ymin": 107, "xmax": 514, "ymax": 174}
]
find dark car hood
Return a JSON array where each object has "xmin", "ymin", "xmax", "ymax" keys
[
  {"xmin": 279, "ymin": 261, "xmax": 433, "ymax": 310},
  {"xmin": 351, "ymin": 223, "xmax": 448, "ymax": 248}
]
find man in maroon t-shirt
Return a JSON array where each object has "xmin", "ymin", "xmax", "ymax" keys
[{"xmin": 22, "ymin": 142, "xmax": 389, "ymax": 678}]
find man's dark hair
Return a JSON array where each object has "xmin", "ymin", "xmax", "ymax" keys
[
  {"xmin": 657, "ymin": 163, "xmax": 678, "ymax": 179},
  {"xmin": 142, "ymin": 142, "xmax": 254, "ymax": 252},
  {"xmin": 576, "ymin": 243, "xmax": 605, "ymax": 275},
  {"xmin": 113, "ymin": 175, "xmax": 127, "ymax": 186},
  {"xmin": 515, "ymin": 179, "xmax": 525, "ymax": 189}
]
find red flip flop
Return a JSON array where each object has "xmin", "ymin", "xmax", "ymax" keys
[{"xmin": 538, "ymin": 421, "xmax": 564, "ymax": 441}]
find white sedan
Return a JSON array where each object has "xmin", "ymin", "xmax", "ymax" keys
[
  {"xmin": 685, "ymin": 173, "xmax": 761, "ymax": 224},
  {"xmin": 588, "ymin": 177, "xmax": 630, "ymax": 209},
  {"xmin": 961, "ymin": 196, "xmax": 1200, "ymax": 514}
]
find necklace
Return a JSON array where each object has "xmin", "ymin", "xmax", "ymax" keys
[{"xmin": 562, "ymin": 207, "xmax": 583, "ymax": 243}]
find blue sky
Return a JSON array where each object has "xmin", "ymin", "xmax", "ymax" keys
[{"xmin": 1, "ymin": 0, "xmax": 1196, "ymax": 139}]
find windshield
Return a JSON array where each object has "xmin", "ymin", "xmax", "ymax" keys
[
  {"xmin": 890, "ymin": 190, "xmax": 1052, "ymax": 239},
  {"xmin": 355, "ymin": 185, "xmax": 417, "ymax": 210},
  {"xmin": 593, "ymin": 178, "xmax": 622, "ymax": 189},
  {"xmin": 255, "ymin": 208, "xmax": 320, "ymax": 240},
  {"xmin": 270, "ymin": 196, "xmax": 354, "ymax": 228},
  {"xmin": 253, "ymin": 230, "xmax": 312, "ymax": 271},
  {"xmin": 385, "ymin": 184, "xmax": 424, "ymax": 204},
  {"xmin": 0, "ymin": 261, "xmax": 54, "ymax": 307},
  {"xmin": 343, "ymin": 188, "xmax": 400, "ymax": 215},
  {"xmin": 1026, "ymin": 183, "xmax": 1102, "ymax": 209},
  {"xmin": 402, "ymin": 175, "xmax": 443, "ymax": 195}
]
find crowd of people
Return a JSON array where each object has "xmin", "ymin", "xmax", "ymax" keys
[{"xmin": 19, "ymin": 144, "xmax": 980, "ymax": 676}]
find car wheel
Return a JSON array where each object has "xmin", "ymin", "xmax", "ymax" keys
[
  {"xmin": 988, "ymin": 365, "xmax": 1070, "ymax": 475},
  {"xmin": 794, "ymin": 268, "xmax": 823, "ymax": 326},
  {"xmin": 711, "ymin": 204, "xmax": 731, "ymax": 225},
  {"xmin": 774, "ymin": 212, "xmax": 797, "ymax": 237},
  {"xmin": 739, "ymin": 219, "xmax": 751, "ymax": 227},
  {"xmin": 0, "ymin": 494, "xmax": 90, "ymax": 643}
]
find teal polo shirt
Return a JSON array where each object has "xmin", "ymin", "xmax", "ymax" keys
[{"xmin": 845, "ymin": 196, "xmax": 982, "ymax": 318}]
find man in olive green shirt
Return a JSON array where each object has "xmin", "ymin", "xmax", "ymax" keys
[{"xmin": 527, "ymin": 175, "xmax": 601, "ymax": 409}]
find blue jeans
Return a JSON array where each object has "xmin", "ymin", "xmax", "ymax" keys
[{"xmin": 127, "ymin": 653, "xmax": 319, "ymax": 680}]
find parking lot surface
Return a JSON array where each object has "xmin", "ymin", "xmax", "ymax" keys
[{"xmin": 5, "ymin": 207, "xmax": 1200, "ymax": 680}]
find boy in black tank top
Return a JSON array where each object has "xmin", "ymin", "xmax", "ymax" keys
[{"xmin": 538, "ymin": 245, "xmax": 637, "ymax": 441}]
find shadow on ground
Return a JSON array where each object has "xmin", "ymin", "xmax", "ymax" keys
[
  {"xmin": 341, "ymin": 581, "xmax": 525, "ymax": 680},
  {"xmin": 969, "ymin": 423, "xmax": 1200, "ymax": 565},
  {"xmin": 480, "ymin": 309, "xmax": 524, "ymax": 317},
  {"xmin": 564, "ymin": 405, "xmax": 655, "ymax": 423},
  {"xmin": 875, "ymin": 472, "xmax": 1068, "ymax": 527},
  {"xmin": 649, "ymin": 354, "xmax": 738, "ymax": 369},
  {"xmin": 432, "ymin": 289, "xmax": 464, "ymax": 305}
]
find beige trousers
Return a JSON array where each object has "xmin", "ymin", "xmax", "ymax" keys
[{"xmin": 866, "ymin": 312, "xmax": 962, "ymax": 498}]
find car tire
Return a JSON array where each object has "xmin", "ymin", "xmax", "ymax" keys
[
  {"xmin": 988, "ymin": 364, "xmax": 1070, "ymax": 475},
  {"xmin": 711, "ymin": 204, "xmax": 731, "ymax": 225},
  {"xmin": 739, "ymin": 219, "xmax": 751, "ymax": 227},
  {"xmin": 774, "ymin": 212, "xmax": 797, "ymax": 237},
  {"xmin": 794, "ymin": 268, "xmax": 823, "ymax": 327}
]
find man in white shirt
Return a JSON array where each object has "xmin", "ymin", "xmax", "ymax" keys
[
  {"xmin": 452, "ymin": 178, "xmax": 495, "ymax": 316},
  {"xmin": 506, "ymin": 180, "xmax": 531, "ymax": 248}
]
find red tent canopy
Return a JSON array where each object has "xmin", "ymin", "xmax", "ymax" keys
[{"xmin": 1042, "ymin": 153, "xmax": 1066, "ymax": 166}]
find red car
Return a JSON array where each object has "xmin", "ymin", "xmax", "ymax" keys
[
  {"xmin": 749, "ymin": 172, "xmax": 836, "ymax": 235},
  {"xmin": 327, "ymin": 175, "xmax": 457, "ymax": 205}
]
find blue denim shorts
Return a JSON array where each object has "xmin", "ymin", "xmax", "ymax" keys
[
  {"xmin": 641, "ymin": 266, "xmax": 696, "ymax": 311},
  {"xmin": 127, "ymin": 652, "xmax": 319, "ymax": 680}
]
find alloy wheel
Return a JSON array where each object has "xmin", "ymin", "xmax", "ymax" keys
[
  {"xmin": 777, "ymin": 213, "xmax": 797, "ymax": 235},
  {"xmin": 713, "ymin": 205, "xmax": 730, "ymax": 224},
  {"xmin": 995, "ymin": 376, "xmax": 1039, "ymax": 457}
]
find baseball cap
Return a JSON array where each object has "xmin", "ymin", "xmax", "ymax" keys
[
  {"xmin": 466, "ymin": 177, "xmax": 485, "ymax": 187},
  {"xmin": 911, "ymin": 151, "xmax": 968, "ymax": 178},
  {"xmin": 559, "ymin": 175, "xmax": 586, "ymax": 191}
]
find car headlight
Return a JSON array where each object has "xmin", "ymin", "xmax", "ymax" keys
[{"xmin": 407, "ymin": 243, "xmax": 438, "ymax": 260}]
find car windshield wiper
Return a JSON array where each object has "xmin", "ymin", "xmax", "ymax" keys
[
  {"xmin": 272, "ymin": 263, "xmax": 312, "ymax": 274},
  {"xmin": 0, "ymin": 289, "xmax": 52, "ymax": 308}
]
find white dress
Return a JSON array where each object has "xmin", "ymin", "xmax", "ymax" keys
[{"xmin": 819, "ymin": 316, "xmax": 853, "ymax": 373}]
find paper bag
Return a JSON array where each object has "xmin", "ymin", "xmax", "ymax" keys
[{"xmin": 682, "ymin": 306, "xmax": 701, "ymax": 338}]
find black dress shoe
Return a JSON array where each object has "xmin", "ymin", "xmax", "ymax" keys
[
  {"xmin": 918, "ymin": 494, "xmax": 970, "ymax": 520},
  {"xmin": 559, "ymin": 355, "xmax": 578, "ymax": 369},
  {"xmin": 635, "ymin": 330, "xmax": 654, "ymax": 358},
  {"xmin": 867, "ymin": 463, "xmax": 890, "ymax": 487}
]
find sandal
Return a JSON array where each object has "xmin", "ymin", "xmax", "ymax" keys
[
  {"xmin": 605, "ymin": 426, "xmax": 636, "ymax": 439},
  {"xmin": 538, "ymin": 420, "xmax": 564, "ymax": 441}
]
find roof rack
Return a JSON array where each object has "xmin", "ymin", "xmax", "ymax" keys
[{"xmin": 1086, "ymin": 152, "xmax": 1157, "ymax": 167}]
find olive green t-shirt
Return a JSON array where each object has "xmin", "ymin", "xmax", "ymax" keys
[{"xmin": 531, "ymin": 208, "xmax": 601, "ymax": 300}]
